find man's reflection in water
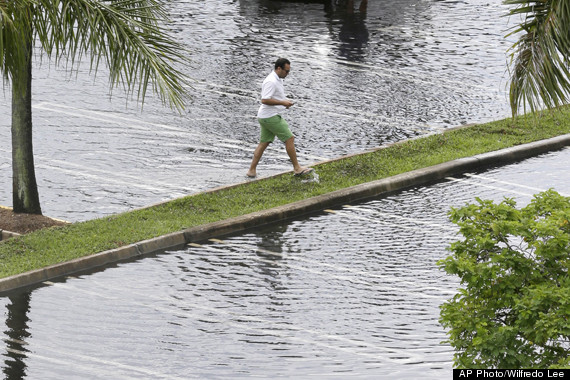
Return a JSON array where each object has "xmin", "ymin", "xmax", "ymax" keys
[
  {"xmin": 255, "ymin": 225, "xmax": 287, "ymax": 282},
  {"xmin": 326, "ymin": 0, "xmax": 369, "ymax": 61},
  {"xmin": 3, "ymin": 292, "xmax": 31, "ymax": 380}
]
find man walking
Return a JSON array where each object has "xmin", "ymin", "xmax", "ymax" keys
[{"xmin": 247, "ymin": 58, "xmax": 313, "ymax": 178}]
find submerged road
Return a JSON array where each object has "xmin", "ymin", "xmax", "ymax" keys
[{"xmin": 1, "ymin": 147, "xmax": 569, "ymax": 379}]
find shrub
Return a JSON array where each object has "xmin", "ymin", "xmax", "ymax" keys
[{"xmin": 439, "ymin": 190, "xmax": 570, "ymax": 368}]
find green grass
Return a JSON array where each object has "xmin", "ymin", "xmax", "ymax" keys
[{"xmin": 1, "ymin": 108, "xmax": 570, "ymax": 278}]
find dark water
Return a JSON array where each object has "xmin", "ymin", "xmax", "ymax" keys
[
  {"xmin": 1, "ymin": 0, "xmax": 513, "ymax": 221},
  {"xmin": 1, "ymin": 148, "xmax": 569, "ymax": 379}
]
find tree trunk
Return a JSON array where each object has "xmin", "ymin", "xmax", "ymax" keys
[{"xmin": 11, "ymin": 30, "xmax": 42, "ymax": 215}]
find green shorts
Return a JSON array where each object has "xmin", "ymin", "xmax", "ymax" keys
[{"xmin": 259, "ymin": 115, "xmax": 294, "ymax": 143}]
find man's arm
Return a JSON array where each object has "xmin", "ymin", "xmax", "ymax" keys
[{"xmin": 261, "ymin": 98, "xmax": 294, "ymax": 108}]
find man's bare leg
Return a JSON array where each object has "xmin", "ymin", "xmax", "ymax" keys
[
  {"xmin": 285, "ymin": 137, "xmax": 310, "ymax": 175},
  {"xmin": 247, "ymin": 142, "xmax": 270, "ymax": 178}
]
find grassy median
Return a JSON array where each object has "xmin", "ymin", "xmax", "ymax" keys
[{"xmin": 1, "ymin": 108, "xmax": 570, "ymax": 278}]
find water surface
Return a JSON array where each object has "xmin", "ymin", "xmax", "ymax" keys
[
  {"xmin": 2, "ymin": 148, "xmax": 569, "ymax": 379},
  {"xmin": 1, "ymin": 0, "xmax": 513, "ymax": 221}
]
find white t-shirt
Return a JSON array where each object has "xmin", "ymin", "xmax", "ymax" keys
[{"xmin": 257, "ymin": 71, "xmax": 286, "ymax": 119}]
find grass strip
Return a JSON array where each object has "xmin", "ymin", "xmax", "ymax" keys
[{"xmin": 1, "ymin": 108, "xmax": 570, "ymax": 278}]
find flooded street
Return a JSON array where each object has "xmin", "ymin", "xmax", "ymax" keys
[
  {"xmin": 1, "ymin": 0, "xmax": 513, "ymax": 221},
  {"xmin": 2, "ymin": 148, "xmax": 569, "ymax": 379},
  {"xmin": 4, "ymin": 1, "xmax": 565, "ymax": 378}
]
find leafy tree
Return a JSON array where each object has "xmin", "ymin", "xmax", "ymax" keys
[
  {"xmin": 1, "ymin": 0, "xmax": 190, "ymax": 214},
  {"xmin": 505, "ymin": 0, "xmax": 570, "ymax": 117},
  {"xmin": 439, "ymin": 190, "xmax": 570, "ymax": 368}
]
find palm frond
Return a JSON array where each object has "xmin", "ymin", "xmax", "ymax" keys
[
  {"xmin": 505, "ymin": 0, "xmax": 570, "ymax": 117},
  {"xmin": 0, "ymin": 0, "xmax": 33, "ymax": 81},
  {"xmin": 32, "ymin": 0, "xmax": 191, "ymax": 110}
]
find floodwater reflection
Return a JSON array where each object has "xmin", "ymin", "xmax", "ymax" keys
[
  {"xmin": 327, "ymin": 0, "xmax": 369, "ymax": 61},
  {"xmin": 3, "ymin": 293, "xmax": 30, "ymax": 380}
]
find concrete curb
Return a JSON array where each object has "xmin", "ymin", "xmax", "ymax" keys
[
  {"xmin": 1, "ymin": 133, "xmax": 569, "ymax": 294},
  {"xmin": 1, "ymin": 230, "xmax": 21, "ymax": 241}
]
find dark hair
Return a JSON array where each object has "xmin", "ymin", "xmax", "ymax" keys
[{"xmin": 274, "ymin": 58, "xmax": 290, "ymax": 69}]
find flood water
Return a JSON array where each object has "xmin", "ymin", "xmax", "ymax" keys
[
  {"xmin": 1, "ymin": 0, "xmax": 514, "ymax": 221},
  {"xmin": 3, "ymin": 1, "xmax": 566, "ymax": 378},
  {"xmin": 2, "ymin": 148, "xmax": 569, "ymax": 379}
]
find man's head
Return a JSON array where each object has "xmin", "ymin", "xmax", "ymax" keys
[{"xmin": 274, "ymin": 58, "xmax": 291, "ymax": 79}]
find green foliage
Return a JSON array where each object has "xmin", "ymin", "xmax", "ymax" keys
[
  {"xmin": 505, "ymin": 0, "xmax": 570, "ymax": 117},
  {"xmin": 0, "ymin": 0, "xmax": 30, "ymax": 78},
  {"xmin": 1, "ymin": 0, "xmax": 191, "ymax": 109},
  {"xmin": 439, "ymin": 190, "xmax": 570, "ymax": 368}
]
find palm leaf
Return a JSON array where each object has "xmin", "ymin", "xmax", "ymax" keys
[
  {"xmin": 0, "ymin": 0, "xmax": 33, "ymax": 81},
  {"xmin": 3, "ymin": 0, "xmax": 190, "ymax": 110},
  {"xmin": 505, "ymin": 0, "xmax": 570, "ymax": 117}
]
